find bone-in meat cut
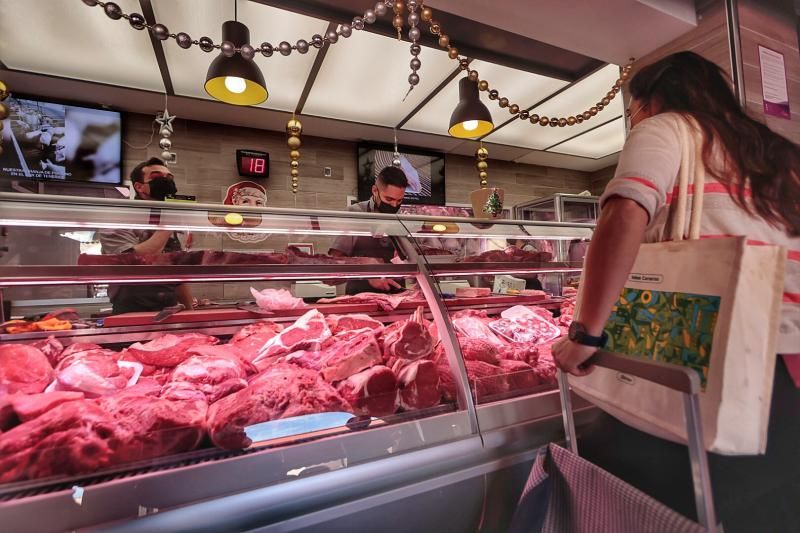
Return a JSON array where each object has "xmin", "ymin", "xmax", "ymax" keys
[
  {"xmin": 325, "ymin": 314, "xmax": 384, "ymax": 334},
  {"xmin": 124, "ymin": 333, "xmax": 219, "ymax": 367},
  {"xmin": 383, "ymin": 307, "xmax": 434, "ymax": 361},
  {"xmin": 162, "ymin": 346, "xmax": 254, "ymax": 403},
  {"xmin": 319, "ymin": 330, "xmax": 384, "ymax": 383},
  {"xmin": 29, "ymin": 336, "xmax": 64, "ymax": 366},
  {"xmin": 317, "ymin": 289, "xmax": 421, "ymax": 311},
  {"xmin": 0, "ymin": 344, "xmax": 55, "ymax": 395},
  {"xmin": 207, "ymin": 363, "xmax": 351, "ymax": 450},
  {"xmin": 252, "ymin": 310, "xmax": 331, "ymax": 369},
  {"xmin": 336, "ymin": 365, "xmax": 398, "ymax": 417},
  {"xmin": 230, "ymin": 320, "xmax": 283, "ymax": 363},
  {"xmin": 396, "ymin": 359, "xmax": 440, "ymax": 410}
]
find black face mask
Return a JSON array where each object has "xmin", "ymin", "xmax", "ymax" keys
[
  {"xmin": 373, "ymin": 193, "xmax": 401, "ymax": 214},
  {"xmin": 147, "ymin": 177, "xmax": 177, "ymax": 201}
]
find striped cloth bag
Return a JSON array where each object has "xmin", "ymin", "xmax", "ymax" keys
[{"xmin": 508, "ymin": 443, "xmax": 704, "ymax": 533}]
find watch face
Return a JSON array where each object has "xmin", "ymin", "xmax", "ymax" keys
[{"xmin": 568, "ymin": 321, "xmax": 584, "ymax": 341}]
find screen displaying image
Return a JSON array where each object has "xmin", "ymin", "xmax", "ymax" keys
[
  {"xmin": 357, "ymin": 143, "xmax": 445, "ymax": 205},
  {"xmin": 0, "ymin": 95, "xmax": 122, "ymax": 184}
]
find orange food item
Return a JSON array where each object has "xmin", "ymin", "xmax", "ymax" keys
[
  {"xmin": 4, "ymin": 321, "xmax": 39, "ymax": 334},
  {"xmin": 34, "ymin": 318, "xmax": 72, "ymax": 331}
]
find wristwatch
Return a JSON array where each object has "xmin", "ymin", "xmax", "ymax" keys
[{"xmin": 568, "ymin": 321, "xmax": 608, "ymax": 348}]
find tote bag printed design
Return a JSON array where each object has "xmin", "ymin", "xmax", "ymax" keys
[
  {"xmin": 570, "ymin": 116, "xmax": 785, "ymax": 455},
  {"xmin": 605, "ymin": 287, "xmax": 721, "ymax": 387}
]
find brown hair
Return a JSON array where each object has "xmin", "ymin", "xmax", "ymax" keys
[
  {"xmin": 376, "ymin": 166, "xmax": 409, "ymax": 188},
  {"xmin": 629, "ymin": 51, "xmax": 800, "ymax": 237}
]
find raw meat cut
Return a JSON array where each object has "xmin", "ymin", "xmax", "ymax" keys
[
  {"xmin": 498, "ymin": 360, "xmax": 542, "ymax": 391},
  {"xmin": 0, "ymin": 400, "xmax": 117, "ymax": 483},
  {"xmin": 163, "ymin": 346, "xmax": 254, "ymax": 403},
  {"xmin": 336, "ymin": 365, "xmax": 398, "ymax": 417},
  {"xmin": 559, "ymin": 296, "xmax": 576, "ymax": 326},
  {"xmin": 55, "ymin": 351, "xmax": 139, "ymax": 398},
  {"xmin": 465, "ymin": 360, "xmax": 508, "ymax": 401},
  {"xmin": 488, "ymin": 318, "xmax": 540, "ymax": 344},
  {"xmin": 497, "ymin": 343, "xmax": 539, "ymax": 365},
  {"xmin": 97, "ymin": 394, "xmax": 207, "ymax": 464},
  {"xmin": 455, "ymin": 287, "xmax": 491, "ymax": 298},
  {"xmin": 29, "ymin": 336, "xmax": 64, "ymax": 366},
  {"xmin": 286, "ymin": 246, "xmax": 383, "ymax": 265},
  {"xmin": 452, "ymin": 315, "xmax": 506, "ymax": 348},
  {"xmin": 230, "ymin": 320, "xmax": 283, "ymax": 363},
  {"xmin": 59, "ymin": 342, "xmax": 104, "ymax": 360},
  {"xmin": 461, "ymin": 246, "xmax": 552, "ymax": 263},
  {"xmin": 396, "ymin": 360, "xmax": 440, "ymax": 410},
  {"xmin": 320, "ymin": 330, "xmax": 383, "ymax": 383},
  {"xmin": 207, "ymin": 363, "xmax": 351, "ymax": 449},
  {"xmin": 519, "ymin": 290, "xmax": 548, "ymax": 298},
  {"xmin": 0, "ymin": 344, "xmax": 54, "ymax": 394},
  {"xmin": 317, "ymin": 289, "xmax": 422, "ymax": 312},
  {"xmin": 279, "ymin": 350, "xmax": 324, "ymax": 371},
  {"xmin": 325, "ymin": 314, "xmax": 383, "ymax": 334},
  {"xmin": 7, "ymin": 391, "xmax": 85, "ymax": 423},
  {"xmin": 458, "ymin": 337, "xmax": 500, "ymax": 364},
  {"xmin": 159, "ymin": 381, "xmax": 208, "ymax": 402},
  {"xmin": 201, "ymin": 250, "xmax": 289, "ymax": 265},
  {"xmin": 252, "ymin": 310, "xmax": 331, "ymax": 368},
  {"xmin": 125, "ymin": 333, "xmax": 219, "ymax": 367},
  {"xmin": 383, "ymin": 307, "xmax": 434, "ymax": 361},
  {"xmin": 532, "ymin": 344, "xmax": 558, "ymax": 384},
  {"xmin": 250, "ymin": 287, "xmax": 307, "ymax": 311},
  {"xmin": 490, "ymin": 305, "xmax": 562, "ymax": 345}
]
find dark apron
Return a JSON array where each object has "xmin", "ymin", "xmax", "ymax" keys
[{"xmin": 345, "ymin": 235, "xmax": 405, "ymax": 295}]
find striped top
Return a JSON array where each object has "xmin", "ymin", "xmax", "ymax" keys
[{"xmin": 601, "ymin": 112, "xmax": 799, "ymax": 354}]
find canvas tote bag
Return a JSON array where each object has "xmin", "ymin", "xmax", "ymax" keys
[{"xmin": 570, "ymin": 116, "xmax": 785, "ymax": 455}]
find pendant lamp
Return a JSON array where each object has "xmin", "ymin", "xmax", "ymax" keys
[
  {"xmin": 448, "ymin": 77, "xmax": 493, "ymax": 138},
  {"xmin": 205, "ymin": 20, "xmax": 268, "ymax": 106}
]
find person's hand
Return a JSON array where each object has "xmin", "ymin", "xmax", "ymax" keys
[
  {"xmin": 552, "ymin": 337, "xmax": 597, "ymax": 377},
  {"xmin": 368, "ymin": 278, "xmax": 402, "ymax": 292}
]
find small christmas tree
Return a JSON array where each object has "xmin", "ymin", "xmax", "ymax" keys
[{"xmin": 483, "ymin": 188, "xmax": 503, "ymax": 217}]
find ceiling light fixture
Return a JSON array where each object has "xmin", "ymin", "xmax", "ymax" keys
[
  {"xmin": 448, "ymin": 77, "xmax": 493, "ymax": 139},
  {"xmin": 205, "ymin": 20, "xmax": 268, "ymax": 106}
]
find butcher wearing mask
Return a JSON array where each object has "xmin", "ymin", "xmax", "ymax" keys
[
  {"xmin": 98, "ymin": 157, "xmax": 194, "ymax": 314},
  {"xmin": 330, "ymin": 166, "xmax": 408, "ymax": 295}
]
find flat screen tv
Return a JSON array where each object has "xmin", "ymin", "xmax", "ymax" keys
[
  {"xmin": 0, "ymin": 94, "xmax": 122, "ymax": 184},
  {"xmin": 357, "ymin": 142, "xmax": 445, "ymax": 205}
]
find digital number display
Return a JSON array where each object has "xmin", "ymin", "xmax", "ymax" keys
[{"xmin": 236, "ymin": 149, "xmax": 269, "ymax": 178}]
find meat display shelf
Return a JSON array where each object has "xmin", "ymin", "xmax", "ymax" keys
[{"xmin": 0, "ymin": 192, "xmax": 595, "ymax": 532}]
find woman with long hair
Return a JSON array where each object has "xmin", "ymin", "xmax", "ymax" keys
[{"xmin": 553, "ymin": 51, "xmax": 800, "ymax": 531}]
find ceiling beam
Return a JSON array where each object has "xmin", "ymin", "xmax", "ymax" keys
[
  {"xmin": 139, "ymin": 0, "xmax": 174, "ymax": 96},
  {"xmin": 395, "ymin": 60, "xmax": 471, "ymax": 130},
  {"xmin": 294, "ymin": 21, "xmax": 337, "ymax": 115}
]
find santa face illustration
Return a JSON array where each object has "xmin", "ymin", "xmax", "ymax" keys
[{"xmin": 224, "ymin": 181, "xmax": 268, "ymax": 244}]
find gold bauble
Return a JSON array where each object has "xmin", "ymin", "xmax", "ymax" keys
[
  {"xmin": 596, "ymin": 103, "xmax": 605, "ymax": 111},
  {"xmin": 421, "ymin": 6, "xmax": 433, "ymax": 21},
  {"xmin": 290, "ymin": 160, "xmax": 299, "ymax": 169},
  {"xmin": 476, "ymin": 147, "xmax": 489, "ymax": 160},
  {"xmin": 621, "ymin": 71, "xmax": 629, "ymax": 80},
  {"xmin": 558, "ymin": 118, "xmax": 567, "ymax": 127},
  {"xmin": 448, "ymin": 47, "xmax": 459, "ymax": 59},
  {"xmin": 287, "ymin": 135, "xmax": 301, "ymax": 150},
  {"xmin": 582, "ymin": 111, "xmax": 592, "ymax": 120},
  {"xmin": 291, "ymin": 169, "xmax": 300, "ymax": 178},
  {"xmin": 567, "ymin": 116, "xmax": 577, "ymax": 126},
  {"xmin": 509, "ymin": 104, "xmax": 519, "ymax": 115},
  {"xmin": 607, "ymin": 91, "xmax": 615, "ymax": 100},
  {"xmin": 0, "ymin": 81, "xmax": 8, "ymax": 101},
  {"xmin": 614, "ymin": 79, "xmax": 623, "ymax": 88},
  {"xmin": 576, "ymin": 115, "xmax": 584, "ymax": 123},
  {"xmin": 478, "ymin": 80, "xmax": 489, "ymax": 91},
  {"xmin": 290, "ymin": 150, "xmax": 300, "ymax": 160},
  {"xmin": 430, "ymin": 23, "xmax": 441, "ymax": 35},
  {"xmin": 539, "ymin": 117, "xmax": 550, "ymax": 126},
  {"xmin": 479, "ymin": 170, "xmax": 488, "ymax": 179},
  {"xmin": 394, "ymin": 0, "xmax": 405, "ymax": 13},
  {"xmin": 601, "ymin": 97, "xmax": 610, "ymax": 106},
  {"xmin": 438, "ymin": 35, "xmax": 449, "ymax": 48},
  {"xmin": 477, "ymin": 161, "xmax": 488, "ymax": 171},
  {"xmin": 0, "ymin": 103, "xmax": 8, "ymax": 121},
  {"xmin": 286, "ymin": 118, "xmax": 303, "ymax": 135},
  {"xmin": 393, "ymin": 15, "xmax": 404, "ymax": 28},
  {"xmin": 480, "ymin": 180, "xmax": 488, "ymax": 188},
  {"xmin": 589, "ymin": 106, "xmax": 598, "ymax": 116}
]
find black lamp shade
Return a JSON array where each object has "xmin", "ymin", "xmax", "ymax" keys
[
  {"xmin": 205, "ymin": 21, "xmax": 268, "ymax": 106},
  {"xmin": 448, "ymin": 77, "xmax": 494, "ymax": 138}
]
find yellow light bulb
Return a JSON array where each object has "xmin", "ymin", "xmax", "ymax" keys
[
  {"xmin": 224, "ymin": 76, "xmax": 247, "ymax": 94},
  {"xmin": 432, "ymin": 224, "xmax": 448, "ymax": 232},
  {"xmin": 224, "ymin": 212, "xmax": 244, "ymax": 225}
]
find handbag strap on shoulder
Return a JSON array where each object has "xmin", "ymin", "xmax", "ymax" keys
[{"xmin": 670, "ymin": 115, "xmax": 706, "ymax": 241}]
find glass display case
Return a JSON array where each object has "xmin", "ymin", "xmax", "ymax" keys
[{"xmin": 0, "ymin": 193, "xmax": 594, "ymax": 531}]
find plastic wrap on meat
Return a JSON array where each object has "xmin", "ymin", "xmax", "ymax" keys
[
  {"xmin": 162, "ymin": 346, "xmax": 254, "ymax": 403},
  {"xmin": 125, "ymin": 333, "xmax": 219, "ymax": 367},
  {"xmin": 29, "ymin": 336, "xmax": 64, "ymax": 367},
  {"xmin": 498, "ymin": 360, "xmax": 542, "ymax": 391},
  {"xmin": 383, "ymin": 307, "xmax": 434, "ymax": 361},
  {"xmin": 0, "ymin": 344, "xmax": 55, "ymax": 395},
  {"xmin": 250, "ymin": 287, "xmax": 307, "ymax": 311},
  {"xmin": 492, "ymin": 305, "xmax": 562, "ymax": 345},
  {"xmin": 55, "ymin": 349, "xmax": 139, "ymax": 398},
  {"xmin": 207, "ymin": 363, "xmax": 351, "ymax": 450},
  {"xmin": 458, "ymin": 337, "xmax": 500, "ymax": 364},
  {"xmin": 452, "ymin": 315, "xmax": 506, "ymax": 348},
  {"xmin": 396, "ymin": 359, "xmax": 440, "ymax": 410},
  {"xmin": 325, "ymin": 314, "xmax": 383, "ymax": 334},
  {"xmin": 320, "ymin": 330, "xmax": 383, "ymax": 383},
  {"xmin": 252, "ymin": 310, "xmax": 331, "ymax": 369},
  {"xmin": 336, "ymin": 365, "xmax": 398, "ymax": 417}
]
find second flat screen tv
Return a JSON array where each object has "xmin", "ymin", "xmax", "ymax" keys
[{"xmin": 357, "ymin": 143, "xmax": 445, "ymax": 205}]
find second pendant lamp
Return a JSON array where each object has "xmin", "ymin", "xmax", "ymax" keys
[
  {"xmin": 205, "ymin": 20, "xmax": 268, "ymax": 106},
  {"xmin": 448, "ymin": 77, "xmax": 493, "ymax": 138}
]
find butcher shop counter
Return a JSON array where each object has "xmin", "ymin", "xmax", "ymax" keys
[{"xmin": 0, "ymin": 192, "xmax": 597, "ymax": 532}]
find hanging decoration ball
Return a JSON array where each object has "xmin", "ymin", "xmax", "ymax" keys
[
  {"xmin": 459, "ymin": 58, "xmax": 469, "ymax": 70},
  {"xmin": 0, "ymin": 81, "xmax": 9, "ymax": 101},
  {"xmin": 159, "ymin": 137, "xmax": 172, "ymax": 150},
  {"xmin": 176, "ymin": 32, "xmax": 192, "ymax": 49},
  {"xmin": 287, "ymin": 117, "xmax": 303, "ymax": 194},
  {"xmin": 519, "ymin": 110, "xmax": 529, "ymax": 121},
  {"xmin": 104, "ymin": 2, "xmax": 123, "ymax": 20},
  {"xmin": 326, "ymin": 30, "xmax": 339, "ymax": 44},
  {"xmin": 479, "ymin": 171, "xmax": 488, "ymax": 181},
  {"xmin": 296, "ymin": 39, "xmax": 309, "ymax": 54},
  {"xmin": 393, "ymin": 15, "xmax": 404, "ymax": 30},
  {"xmin": 161, "ymin": 150, "xmax": 171, "ymax": 160},
  {"xmin": 576, "ymin": 115, "xmax": 584, "ymax": 124},
  {"xmin": 0, "ymin": 103, "xmax": 9, "ymax": 121},
  {"xmin": 589, "ymin": 106, "xmax": 599, "ymax": 116},
  {"xmin": 364, "ymin": 9, "xmax": 377, "ymax": 24},
  {"xmin": 290, "ymin": 160, "xmax": 299, "ymax": 169},
  {"xmin": 408, "ymin": 12, "xmax": 419, "ymax": 25},
  {"xmin": 375, "ymin": 2, "xmax": 388, "ymax": 16},
  {"xmin": 340, "ymin": 24, "xmax": 352, "ymax": 38},
  {"xmin": 410, "ymin": 43, "xmax": 421, "ymax": 55},
  {"xmin": 567, "ymin": 116, "xmax": 577, "ymax": 126},
  {"xmin": 509, "ymin": 104, "xmax": 520, "ymax": 115},
  {"xmin": 407, "ymin": 0, "xmax": 418, "ymax": 8},
  {"xmin": 421, "ymin": 6, "xmax": 433, "ymax": 21},
  {"xmin": 240, "ymin": 44, "xmax": 255, "ymax": 60},
  {"xmin": 539, "ymin": 117, "xmax": 550, "ymax": 126},
  {"xmin": 199, "ymin": 36, "xmax": 215, "ymax": 52},
  {"xmin": 410, "ymin": 57, "xmax": 421, "ymax": 71},
  {"xmin": 476, "ymin": 145, "xmax": 489, "ymax": 188},
  {"xmin": 312, "ymin": 34, "xmax": 324, "ymax": 48},
  {"xmin": 392, "ymin": 155, "xmax": 402, "ymax": 168},
  {"xmin": 596, "ymin": 103, "xmax": 605, "ymax": 111},
  {"xmin": 468, "ymin": 70, "xmax": 479, "ymax": 82},
  {"xmin": 477, "ymin": 161, "xmax": 488, "ymax": 171},
  {"xmin": 476, "ymin": 147, "xmax": 489, "ymax": 160},
  {"xmin": 353, "ymin": 16, "xmax": 365, "ymax": 31},
  {"xmin": 488, "ymin": 90, "xmax": 499, "ymax": 101},
  {"xmin": 151, "ymin": 23, "xmax": 170, "ymax": 41},
  {"xmin": 394, "ymin": 1, "xmax": 405, "ymax": 13},
  {"xmin": 430, "ymin": 23, "xmax": 441, "ymax": 35},
  {"xmin": 82, "ymin": 0, "xmax": 99, "ymax": 5},
  {"xmin": 549, "ymin": 120, "xmax": 559, "ymax": 128},
  {"xmin": 290, "ymin": 150, "xmax": 300, "ymax": 160},
  {"xmin": 438, "ymin": 35, "xmax": 450, "ymax": 48},
  {"xmin": 498, "ymin": 97, "xmax": 509, "ymax": 108},
  {"xmin": 558, "ymin": 118, "xmax": 568, "ymax": 127},
  {"xmin": 408, "ymin": 73, "xmax": 420, "ymax": 86},
  {"xmin": 160, "ymin": 127, "xmax": 172, "ymax": 138},
  {"xmin": 220, "ymin": 41, "xmax": 236, "ymax": 57},
  {"xmin": 601, "ymin": 97, "xmax": 611, "ymax": 106},
  {"xmin": 529, "ymin": 114, "xmax": 540, "ymax": 124},
  {"xmin": 582, "ymin": 111, "xmax": 592, "ymax": 120},
  {"xmin": 408, "ymin": 27, "xmax": 421, "ymax": 41},
  {"xmin": 128, "ymin": 13, "xmax": 146, "ymax": 30},
  {"xmin": 448, "ymin": 47, "xmax": 459, "ymax": 60},
  {"xmin": 478, "ymin": 80, "xmax": 489, "ymax": 91},
  {"xmin": 278, "ymin": 41, "xmax": 291, "ymax": 56},
  {"xmin": 286, "ymin": 119, "xmax": 303, "ymax": 135},
  {"xmin": 287, "ymin": 135, "xmax": 301, "ymax": 150},
  {"xmin": 291, "ymin": 169, "xmax": 300, "ymax": 178}
]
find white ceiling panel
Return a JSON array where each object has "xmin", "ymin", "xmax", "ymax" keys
[
  {"xmin": 402, "ymin": 60, "xmax": 568, "ymax": 136},
  {"xmin": 153, "ymin": 0, "xmax": 328, "ymax": 111},
  {"xmin": 0, "ymin": 0, "xmax": 164, "ymax": 91},
  {"xmin": 547, "ymin": 117, "xmax": 625, "ymax": 159},
  {"xmin": 484, "ymin": 64, "xmax": 624, "ymax": 150},
  {"xmin": 302, "ymin": 30, "xmax": 455, "ymax": 126},
  {"xmin": 514, "ymin": 151, "xmax": 620, "ymax": 173}
]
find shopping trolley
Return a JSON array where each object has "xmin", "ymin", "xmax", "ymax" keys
[{"xmin": 509, "ymin": 351, "xmax": 718, "ymax": 533}]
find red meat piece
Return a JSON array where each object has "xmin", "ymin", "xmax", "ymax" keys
[
  {"xmin": 396, "ymin": 360, "xmax": 440, "ymax": 410},
  {"xmin": 317, "ymin": 289, "xmax": 421, "ymax": 312},
  {"xmin": 466, "ymin": 360, "xmax": 508, "ymax": 401},
  {"xmin": 162, "ymin": 346, "xmax": 254, "ymax": 403},
  {"xmin": 0, "ymin": 344, "xmax": 54, "ymax": 395},
  {"xmin": 125, "ymin": 333, "xmax": 219, "ymax": 367},
  {"xmin": 336, "ymin": 365, "xmax": 398, "ymax": 417},
  {"xmin": 497, "ymin": 343, "xmax": 540, "ymax": 365},
  {"xmin": 207, "ymin": 363, "xmax": 351, "ymax": 450},
  {"xmin": 55, "ymin": 351, "xmax": 135, "ymax": 398},
  {"xmin": 29, "ymin": 336, "xmax": 64, "ymax": 366},
  {"xmin": 230, "ymin": 321, "xmax": 283, "ymax": 363},
  {"xmin": 252, "ymin": 310, "xmax": 331, "ymax": 369},
  {"xmin": 320, "ymin": 330, "xmax": 383, "ymax": 383},
  {"xmin": 384, "ymin": 307, "xmax": 434, "ymax": 361},
  {"xmin": 325, "ymin": 314, "xmax": 383, "ymax": 334},
  {"xmin": 459, "ymin": 337, "xmax": 500, "ymax": 364},
  {"xmin": 498, "ymin": 360, "xmax": 542, "ymax": 391},
  {"xmin": 9, "ymin": 391, "xmax": 85, "ymax": 422}
]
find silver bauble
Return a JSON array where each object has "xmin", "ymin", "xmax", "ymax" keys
[
  {"xmin": 159, "ymin": 137, "xmax": 172, "ymax": 150},
  {"xmin": 160, "ymin": 127, "xmax": 172, "ymax": 138}
]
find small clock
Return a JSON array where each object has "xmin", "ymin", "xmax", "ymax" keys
[{"xmin": 236, "ymin": 149, "xmax": 270, "ymax": 178}]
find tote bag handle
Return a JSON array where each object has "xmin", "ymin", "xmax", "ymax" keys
[{"xmin": 670, "ymin": 117, "xmax": 706, "ymax": 242}]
